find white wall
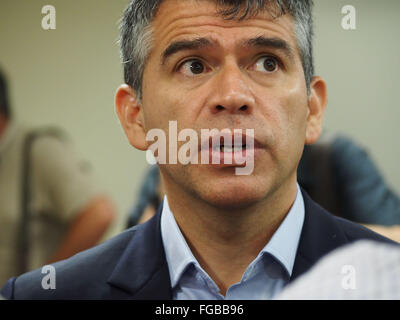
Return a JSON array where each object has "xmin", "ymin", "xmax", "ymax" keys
[
  {"xmin": 1, "ymin": 0, "xmax": 399, "ymax": 237},
  {"xmin": 313, "ymin": 0, "xmax": 400, "ymax": 195}
]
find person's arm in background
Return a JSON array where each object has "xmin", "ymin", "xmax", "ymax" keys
[
  {"xmin": 46, "ymin": 195, "xmax": 115, "ymax": 264},
  {"xmin": 331, "ymin": 135, "xmax": 400, "ymax": 242},
  {"xmin": 362, "ymin": 224, "xmax": 400, "ymax": 243},
  {"xmin": 32, "ymin": 133, "xmax": 117, "ymax": 264}
]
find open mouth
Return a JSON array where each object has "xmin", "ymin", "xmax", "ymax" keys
[
  {"xmin": 195, "ymin": 130, "xmax": 259, "ymax": 173},
  {"xmin": 204, "ymin": 133, "xmax": 258, "ymax": 153},
  {"xmin": 197, "ymin": 132, "xmax": 258, "ymax": 165},
  {"xmin": 213, "ymin": 143, "xmax": 248, "ymax": 153}
]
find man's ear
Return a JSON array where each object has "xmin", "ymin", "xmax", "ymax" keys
[
  {"xmin": 115, "ymin": 84, "xmax": 147, "ymax": 150},
  {"xmin": 305, "ymin": 76, "xmax": 328, "ymax": 145}
]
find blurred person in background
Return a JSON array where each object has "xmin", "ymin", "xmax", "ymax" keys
[
  {"xmin": 0, "ymin": 68, "xmax": 116, "ymax": 284},
  {"xmin": 126, "ymin": 165, "xmax": 163, "ymax": 227},
  {"xmin": 299, "ymin": 130, "xmax": 400, "ymax": 242}
]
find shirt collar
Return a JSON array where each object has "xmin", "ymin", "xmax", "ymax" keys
[
  {"xmin": 260, "ymin": 183, "xmax": 305, "ymax": 276},
  {"xmin": 161, "ymin": 184, "xmax": 305, "ymax": 289},
  {"xmin": 161, "ymin": 195, "xmax": 199, "ymax": 288}
]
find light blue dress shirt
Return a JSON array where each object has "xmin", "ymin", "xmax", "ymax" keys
[{"xmin": 161, "ymin": 184, "xmax": 305, "ymax": 300}]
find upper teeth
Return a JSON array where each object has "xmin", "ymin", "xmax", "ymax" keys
[{"xmin": 215, "ymin": 145, "xmax": 245, "ymax": 152}]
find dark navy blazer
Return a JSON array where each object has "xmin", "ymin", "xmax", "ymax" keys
[{"xmin": 0, "ymin": 189, "xmax": 395, "ymax": 299}]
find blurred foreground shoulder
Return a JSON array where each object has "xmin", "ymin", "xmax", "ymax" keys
[{"xmin": 277, "ymin": 240, "xmax": 400, "ymax": 299}]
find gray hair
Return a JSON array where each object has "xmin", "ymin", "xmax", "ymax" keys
[{"xmin": 119, "ymin": 0, "xmax": 314, "ymax": 100}]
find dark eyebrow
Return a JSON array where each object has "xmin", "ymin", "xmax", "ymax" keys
[
  {"xmin": 161, "ymin": 38, "xmax": 213, "ymax": 65},
  {"xmin": 161, "ymin": 36, "xmax": 295, "ymax": 66},
  {"xmin": 243, "ymin": 36, "xmax": 295, "ymax": 60}
]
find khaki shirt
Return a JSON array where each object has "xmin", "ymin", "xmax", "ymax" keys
[{"xmin": 0, "ymin": 121, "xmax": 103, "ymax": 284}]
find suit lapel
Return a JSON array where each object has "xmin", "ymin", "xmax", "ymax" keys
[
  {"xmin": 291, "ymin": 189, "xmax": 349, "ymax": 281},
  {"xmin": 106, "ymin": 188, "xmax": 351, "ymax": 297},
  {"xmin": 107, "ymin": 203, "xmax": 172, "ymax": 299}
]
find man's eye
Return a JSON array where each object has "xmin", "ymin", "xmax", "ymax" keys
[
  {"xmin": 179, "ymin": 59, "xmax": 206, "ymax": 76},
  {"xmin": 254, "ymin": 56, "xmax": 279, "ymax": 73}
]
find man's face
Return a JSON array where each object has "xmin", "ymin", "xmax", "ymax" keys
[{"xmin": 127, "ymin": 0, "xmax": 325, "ymax": 209}]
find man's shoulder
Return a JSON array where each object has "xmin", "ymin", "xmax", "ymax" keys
[
  {"xmin": 332, "ymin": 213, "xmax": 394, "ymax": 243},
  {"xmin": 293, "ymin": 191, "xmax": 396, "ymax": 280},
  {"xmin": 1, "ymin": 227, "xmax": 138, "ymax": 299},
  {"xmin": 304, "ymin": 191, "xmax": 394, "ymax": 243},
  {"xmin": 298, "ymin": 190, "xmax": 395, "ymax": 261}
]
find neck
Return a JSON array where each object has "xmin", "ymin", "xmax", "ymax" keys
[{"xmin": 163, "ymin": 175, "xmax": 297, "ymax": 295}]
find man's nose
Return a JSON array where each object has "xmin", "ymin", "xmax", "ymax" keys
[{"xmin": 206, "ymin": 62, "xmax": 255, "ymax": 115}]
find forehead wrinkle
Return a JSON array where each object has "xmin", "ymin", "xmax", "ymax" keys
[
  {"xmin": 149, "ymin": 1, "xmax": 301, "ymax": 68},
  {"xmin": 155, "ymin": 17, "xmax": 293, "ymax": 45},
  {"xmin": 151, "ymin": 1, "xmax": 295, "ymax": 47}
]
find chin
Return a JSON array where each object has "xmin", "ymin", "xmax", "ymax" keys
[{"xmin": 201, "ymin": 183, "xmax": 267, "ymax": 210}]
